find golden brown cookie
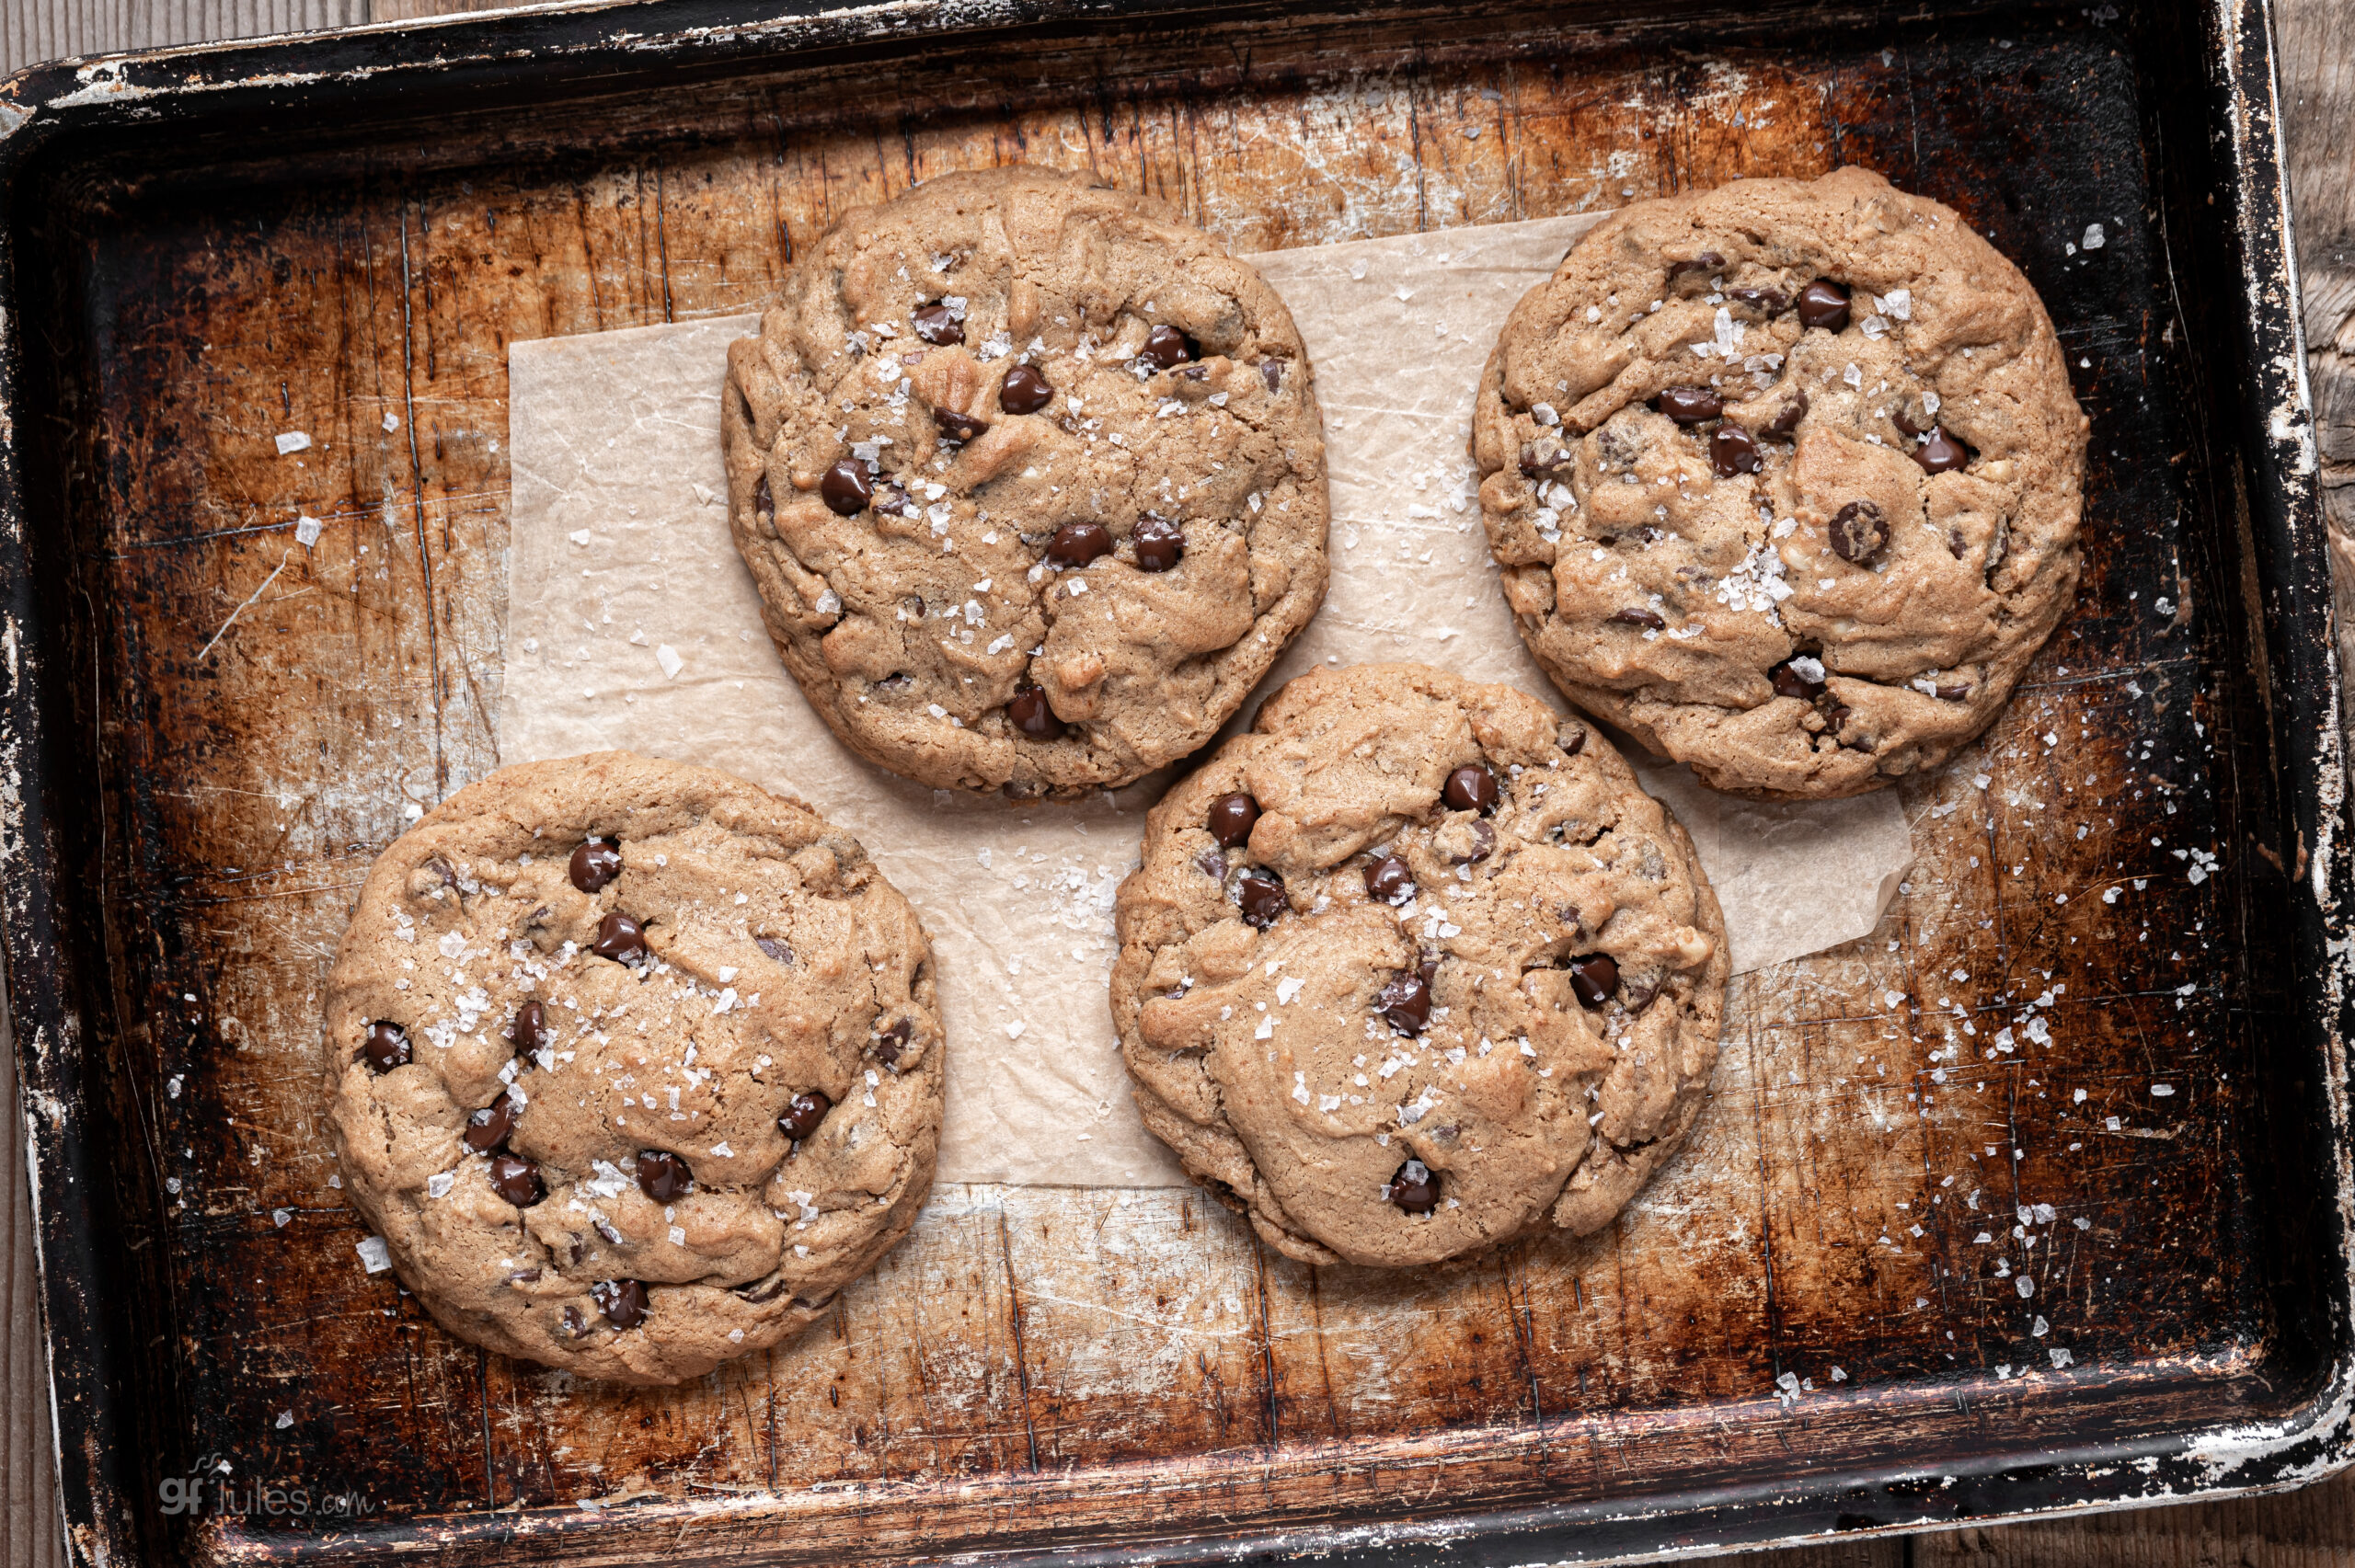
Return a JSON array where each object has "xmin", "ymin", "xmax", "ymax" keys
[
  {"xmin": 321, "ymin": 752, "xmax": 942, "ymax": 1384},
  {"xmin": 1110, "ymin": 664, "xmax": 1729, "ymax": 1268},
  {"xmin": 1473, "ymin": 167, "xmax": 2086, "ymax": 798},
  {"xmin": 723, "ymin": 164, "xmax": 1328, "ymax": 799}
]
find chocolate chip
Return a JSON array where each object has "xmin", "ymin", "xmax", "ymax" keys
[
  {"xmin": 1560, "ymin": 727, "xmax": 1588, "ymax": 758},
  {"xmin": 1947, "ymin": 528, "xmax": 1968, "ymax": 560},
  {"xmin": 592, "ymin": 911, "xmax": 648, "ymax": 963},
  {"xmin": 1612, "ymin": 607, "xmax": 1667, "ymax": 629},
  {"xmin": 1763, "ymin": 389, "xmax": 1810, "ymax": 436},
  {"xmin": 1008, "ymin": 686, "xmax": 1063, "ymax": 739},
  {"xmin": 912, "ymin": 303, "xmax": 964, "ymax": 346},
  {"xmin": 1364, "ymin": 854, "xmax": 1415, "ymax": 904},
  {"xmin": 569, "ymin": 838, "xmax": 621, "ymax": 893},
  {"xmin": 362, "ymin": 1021, "xmax": 410, "ymax": 1074},
  {"xmin": 1797, "ymin": 280, "xmax": 1852, "ymax": 332},
  {"xmin": 755, "ymin": 935, "xmax": 794, "ymax": 965},
  {"xmin": 999, "ymin": 364, "xmax": 1052, "ymax": 415},
  {"xmin": 1376, "ymin": 972, "xmax": 1432, "ymax": 1036},
  {"xmin": 1568, "ymin": 953, "xmax": 1620, "ymax": 1009},
  {"xmin": 753, "ymin": 474, "xmax": 773, "ymax": 520},
  {"xmin": 1260, "ymin": 361, "xmax": 1284, "ymax": 393},
  {"xmin": 506, "ymin": 1000, "xmax": 547, "ymax": 1056},
  {"xmin": 820, "ymin": 459, "xmax": 872, "ymax": 516},
  {"xmin": 1891, "ymin": 404, "xmax": 1926, "ymax": 438},
  {"xmin": 487, "ymin": 1152, "xmax": 546, "ymax": 1207},
  {"xmin": 1935, "ymin": 682, "xmax": 1973, "ymax": 701},
  {"xmin": 592, "ymin": 1278, "xmax": 649, "ymax": 1329},
  {"xmin": 1519, "ymin": 441, "xmax": 1568, "ymax": 477},
  {"xmin": 874, "ymin": 1017, "xmax": 913, "ymax": 1067},
  {"xmin": 1711, "ymin": 424, "xmax": 1763, "ymax": 477},
  {"xmin": 1913, "ymin": 426, "xmax": 1970, "ymax": 475},
  {"xmin": 1827, "ymin": 499, "xmax": 1890, "ymax": 565},
  {"xmin": 465, "ymin": 1090, "xmax": 520, "ymax": 1153},
  {"xmin": 1387, "ymin": 1159, "xmax": 1439, "ymax": 1214},
  {"xmin": 1770, "ymin": 658, "xmax": 1827, "ymax": 701},
  {"xmin": 1452, "ymin": 820, "xmax": 1497, "ymax": 864},
  {"xmin": 1047, "ymin": 521, "xmax": 1113, "ymax": 568},
  {"xmin": 562, "ymin": 1306, "xmax": 586, "ymax": 1336},
  {"xmin": 1208, "ymin": 792, "xmax": 1260, "ymax": 847},
  {"xmin": 1620, "ymin": 980, "xmax": 1659, "ymax": 1013},
  {"xmin": 1234, "ymin": 868, "xmax": 1287, "ymax": 929},
  {"xmin": 1140, "ymin": 325, "xmax": 1197, "ymax": 370},
  {"xmin": 1195, "ymin": 849, "xmax": 1227, "ymax": 881},
  {"xmin": 735, "ymin": 1276, "xmax": 790, "ymax": 1304},
  {"xmin": 1667, "ymin": 251, "xmax": 1725, "ymax": 281},
  {"xmin": 1442, "ymin": 763, "xmax": 1499, "ymax": 815},
  {"xmin": 1727, "ymin": 286, "xmax": 1791, "ymax": 315},
  {"xmin": 936, "ymin": 408, "xmax": 989, "ymax": 443},
  {"xmin": 1132, "ymin": 516, "xmax": 1184, "ymax": 572},
  {"xmin": 779, "ymin": 1091, "xmax": 832, "ymax": 1143},
  {"xmin": 1657, "ymin": 385, "xmax": 1724, "ymax": 425},
  {"xmin": 635, "ymin": 1150, "xmax": 693, "ymax": 1203}
]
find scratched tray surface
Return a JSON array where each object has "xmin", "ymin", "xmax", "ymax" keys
[{"xmin": 6, "ymin": 0, "xmax": 2336, "ymax": 1563}]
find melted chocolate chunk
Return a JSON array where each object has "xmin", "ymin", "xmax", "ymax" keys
[
  {"xmin": 464, "ymin": 1090, "xmax": 520, "ymax": 1153},
  {"xmin": 1711, "ymin": 423, "xmax": 1763, "ymax": 477},
  {"xmin": 1132, "ymin": 515, "xmax": 1184, "ymax": 572},
  {"xmin": 1260, "ymin": 361, "xmax": 1284, "ymax": 393},
  {"xmin": 912, "ymin": 303, "xmax": 964, "ymax": 346},
  {"xmin": 592, "ymin": 911, "xmax": 648, "ymax": 963},
  {"xmin": 1891, "ymin": 404, "xmax": 1926, "ymax": 438},
  {"xmin": 1913, "ymin": 426, "xmax": 1970, "ymax": 475},
  {"xmin": 755, "ymin": 935, "xmax": 795, "ymax": 965},
  {"xmin": 1207, "ymin": 792, "xmax": 1261, "ymax": 848},
  {"xmin": 1560, "ymin": 727, "xmax": 1588, "ymax": 758},
  {"xmin": 753, "ymin": 474, "xmax": 773, "ymax": 520},
  {"xmin": 507, "ymin": 1000, "xmax": 547, "ymax": 1057},
  {"xmin": 1763, "ymin": 389, "xmax": 1810, "ymax": 436},
  {"xmin": 1234, "ymin": 868, "xmax": 1287, "ymax": 929},
  {"xmin": 487, "ymin": 1152, "xmax": 546, "ymax": 1207},
  {"xmin": 1047, "ymin": 521, "xmax": 1113, "ymax": 568},
  {"xmin": 735, "ymin": 1276, "xmax": 791, "ymax": 1304},
  {"xmin": 779, "ymin": 1090, "xmax": 832, "ymax": 1143},
  {"xmin": 1568, "ymin": 953, "xmax": 1620, "ymax": 1009},
  {"xmin": 1667, "ymin": 251, "xmax": 1726, "ymax": 282},
  {"xmin": 1364, "ymin": 854, "xmax": 1416, "ymax": 904},
  {"xmin": 1376, "ymin": 972, "xmax": 1433, "ymax": 1036},
  {"xmin": 1519, "ymin": 441, "xmax": 1569, "ymax": 477},
  {"xmin": 569, "ymin": 838, "xmax": 621, "ymax": 893},
  {"xmin": 1387, "ymin": 1159, "xmax": 1440, "ymax": 1214},
  {"xmin": 592, "ymin": 1278, "xmax": 649, "ymax": 1329},
  {"xmin": 1827, "ymin": 499, "xmax": 1890, "ymax": 565},
  {"xmin": 998, "ymin": 364, "xmax": 1053, "ymax": 415},
  {"xmin": 1140, "ymin": 325, "xmax": 1197, "ymax": 370},
  {"xmin": 1612, "ymin": 606, "xmax": 1667, "ymax": 630},
  {"xmin": 1935, "ymin": 682, "xmax": 1973, "ymax": 701},
  {"xmin": 1797, "ymin": 280, "xmax": 1852, "ymax": 332},
  {"xmin": 1007, "ymin": 686, "xmax": 1063, "ymax": 740},
  {"xmin": 1452, "ymin": 820, "xmax": 1497, "ymax": 865},
  {"xmin": 874, "ymin": 1017, "xmax": 913, "ymax": 1067},
  {"xmin": 1727, "ymin": 285, "xmax": 1791, "ymax": 315},
  {"xmin": 820, "ymin": 459, "xmax": 873, "ymax": 516},
  {"xmin": 1770, "ymin": 658, "xmax": 1828, "ymax": 701},
  {"xmin": 634, "ymin": 1150, "xmax": 693, "ymax": 1203},
  {"xmin": 1442, "ymin": 763, "xmax": 1500, "ymax": 815},
  {"xmin": 936, "ymin": 408, "xmax": 989, "ymax": 443},
  {"xmin": 362, "ymin": 1021, "xmax": 411, "ymax": 1074},
  {"xmin": 1657, "ymin": 385, "xmax": 1725, "ymax": 424}
]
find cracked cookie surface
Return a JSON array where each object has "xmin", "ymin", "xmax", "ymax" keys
[
  {"xmin": 1110, "ymin": 664, "xmax": 1729, "ymax": 1269},
  {"xmin": 322, "ymin": 751, "xmax": 942, "ymax": 1384},
  {"xmin": 1473, "ymin": 166, "xmax": 2086, "ymax": 799},
  {"xmin": 723, "ymin": 164, "xmax": 1329, "ymax": 798}
]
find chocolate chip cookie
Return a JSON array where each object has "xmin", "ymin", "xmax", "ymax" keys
[
  {"xmin": 1473, "ymin": 166, "xmax": 2087, "ymax": 799},
  {"xmin": 1110, "ymin": 664, "xmax": 1729, "ymax": 1268},
  {"xmin": 723, "ymin": 164, "xmax": 1329, "ymax": 799},
  {"xmin": 322, "ymin": 751, "xmax": 943, "ymax": 1384}
]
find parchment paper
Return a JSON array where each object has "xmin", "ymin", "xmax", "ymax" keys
[{"xmin": 500, "ymin": 212, "xmax": 1913, "ymax": 1188}]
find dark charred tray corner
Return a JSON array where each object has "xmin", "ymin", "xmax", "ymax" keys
[{"xmin": 0, "ymin": 1, "xmax": 2348, "ymax": 1566}]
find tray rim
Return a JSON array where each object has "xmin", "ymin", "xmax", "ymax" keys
[{"xmin": 0, "ymin": 0, "xmax": 2349, "ymax": 1563}]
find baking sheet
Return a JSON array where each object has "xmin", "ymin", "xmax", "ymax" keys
[{"xmin": 500, "ymin": 212, "xmax": 1913, "ymax": 1187}]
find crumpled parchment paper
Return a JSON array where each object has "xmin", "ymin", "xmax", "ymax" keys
[{"xmin": 500, "ymin": 212, "xmax": 1913, "ymax": 1187}]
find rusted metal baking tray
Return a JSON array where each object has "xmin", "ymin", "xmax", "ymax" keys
[{"xmin": 0, "ymin": 0, "xmax": 2344, "ymax": 1562}]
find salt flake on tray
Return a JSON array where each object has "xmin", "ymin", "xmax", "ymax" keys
[
  {"xmin": 274, "ymin": 430, "xmax": 311, "ymax": 455},
  {"xmin": 355, "ymin": 1236, "xmax": 392, "ymax": 1275}
]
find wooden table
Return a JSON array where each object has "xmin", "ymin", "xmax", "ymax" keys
[{"xmin": 2, "ymin": 2, "xmax": 2350, "ymax": 1564}]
